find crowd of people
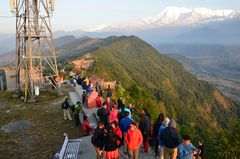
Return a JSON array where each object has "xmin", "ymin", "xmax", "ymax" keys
[{"xmin": 61, "ymin": 75, "xmax": 205, "ymax": 159}]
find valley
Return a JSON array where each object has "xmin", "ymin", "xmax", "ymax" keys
[{"xmin": 156, "ymin": 43, "xmax": 240, "ymax": 102}]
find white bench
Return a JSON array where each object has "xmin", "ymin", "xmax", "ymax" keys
[{"xmin": 56, "ymin": 133, "xmax": 81, "ymax": 159}]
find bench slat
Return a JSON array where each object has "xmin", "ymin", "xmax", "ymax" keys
[
  {"xmin": 63, "ymin": 140, "xmax": 81, "ymax": 159},
  {"xmin": 59, "ymin": 134, "xmax": 69, "ymax": 159},
  {"xmin": 58, "ymin": 134, "xmax": 81, "ymax": 159},
  {"xmin": 66, "ymin": 143, "xmax": 77, "ymax": 158}
]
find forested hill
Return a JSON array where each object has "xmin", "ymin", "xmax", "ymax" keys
[{"xmin": 60, "ymin": 35, "xmax": 239, "ymax": 131}]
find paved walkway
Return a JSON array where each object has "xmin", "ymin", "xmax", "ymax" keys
[
  {"xmin": 68, "ymin": 84, "xmax": 155, "ymax": 159},
  {"xmin": 69, "ymin": 85, "xmax": 98, "ymax": 128},
  {"xmin": 78, "ymin": 136, "xmax": 96, "ymax": 158}
]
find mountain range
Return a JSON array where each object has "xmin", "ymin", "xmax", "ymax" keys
[
  {"xmin": 1, "ymin": 6, "xmax": 240, "ymax": 54},
  {"xmin": 88, "ymin": 7, "xmax": 240, "ymax": 32},
  {"xmin": 84, "ymin": 7, "xmax": 240, "ymax": 44}
]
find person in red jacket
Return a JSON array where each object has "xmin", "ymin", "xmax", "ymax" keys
[
  {"xmin": 96, "ymin": 94, "xmax": 102, "ymax": 108},
  {"xmin": 125, "ymin": 122, "xmax": 143, "ymax": 159},
  {"xmin": 111, "ymin": 121, "xmax": 122, "ymax": 147},
  {"xmin": 82, "ymin": 116, "xmax": 95, "ymax": 136},
  {"xmin": 106, "ymin": 97, "xmax": 111, "ymax": 111}
]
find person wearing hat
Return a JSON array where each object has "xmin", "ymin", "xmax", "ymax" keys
[{"xmin": 125, "ymin": 122, "xmax": 143, "ymax": 159}]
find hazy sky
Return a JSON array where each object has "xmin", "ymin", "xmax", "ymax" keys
[{"xmin": 0, "ymin": 0, "xmax": 239, "ymax": 33}]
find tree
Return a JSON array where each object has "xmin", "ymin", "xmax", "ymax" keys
[{"xmin": 213, "ymin": 120, "xmax": 240, "ymax": 158}]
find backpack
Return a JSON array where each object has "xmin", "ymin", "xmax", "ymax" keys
[
  {"xmin": 91, "ymin": 128, "xmax": 104, "ymax": 148},
  {"xmin": 104, "ymin": 127, "xmax": 120, "ymax": 150},
  {"xmin": 61, "ymin": 102, "xmax": 66, "ymax": 109},
  {"xmin": 73, "ymin": 104, "xmax": 82, "ymax": 115}
]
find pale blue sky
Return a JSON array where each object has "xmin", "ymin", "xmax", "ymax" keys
[{"xmin": 0, "ymin": 0, "xmax": 239, "ymax": 33}]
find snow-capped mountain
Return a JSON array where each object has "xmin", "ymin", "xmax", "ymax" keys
[
  {"xmin": 142, "ymin": 7, "xmax": 237, "ymax": 26},
  {"xmin": 88, "ymin": 7, "xmax": 240, "ymax": 32}
]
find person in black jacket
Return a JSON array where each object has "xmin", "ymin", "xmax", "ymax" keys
[
  {"xmin": 97, "ymin": 102, "xmax": 110, "ymax": 126},
  {"xmin": 103, "ymin": 125, "xmax": 121, "ymax": 159},
  {"xmin": 138, "ymin": 108, "xmax": 150, "ymax": 153},
  {"xmin": 117, "ymin": 96, "xmax": 124, "ymax": 109},
  {"xmin": 160, "ymin": 119, "xmax": 181, "ymax": 159},
  {"xmin": 92, "ymin": 121, "xmax": 105, "ymax": 159},
  {"xmin": 195, "ymin": 140, "xmax": 204, "ymax": 159},
  {"xmin": 106, "ymin": 85, "xmax": 112, "ymax": 98},
  {"xmin": 153, "ymin": 113, "xmax": 164, "ymax": 158},
  {"xmin": 82, "ymin": 91, "xmax": 87, "ymax": 106},
  {"xmin": 61, "ymin": 98, "xmax": 72, "ymax": 120}
]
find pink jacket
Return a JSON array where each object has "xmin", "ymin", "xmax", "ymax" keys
[{"xmin": 110, "ymin": 109, "xmax": 119, "ymax": 123}]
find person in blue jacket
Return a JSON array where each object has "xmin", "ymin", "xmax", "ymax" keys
[
  {"xmin": 119, "ymin": 111, "xmax": 133, "ymax": 154},
  {"xmin": 158, "ymin": 117, "xmax": 170, "ymax": 159},
  {"xmin": 178, "ymin": 135, "xmax": 200, "ymax": 159},
  {"xmin": 160, "ymin": 119, "xmax": 181, "ymax": 159}
]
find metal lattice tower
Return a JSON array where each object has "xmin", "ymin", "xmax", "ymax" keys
[{"xmin": 10, "ymin": 0, "xmax": 60, "ymax": 102}]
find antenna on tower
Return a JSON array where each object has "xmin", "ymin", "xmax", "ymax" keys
[{"xmin": 11, "ymin": 0, "xmax": 61, "ymax": 102}]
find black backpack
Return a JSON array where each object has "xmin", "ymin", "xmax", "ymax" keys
[
  {"xmin": 61, "ymin": 102, "xmax": 66, "ymax": 109},
  {"xmin": 104, "ymin": 127, "xmax": 120, "ymax": 150}
]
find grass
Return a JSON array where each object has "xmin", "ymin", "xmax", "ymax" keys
[
  {"xmin": 0, "ymin": 91, "xmax": 23, "ymax": 105},
  {"xmin": 0, "ymin": 86, "xmax": 83, "ymax": 159}
]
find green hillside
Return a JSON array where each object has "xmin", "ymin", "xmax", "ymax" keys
[
  {"xmin": 58, "ymin": 34, "xmax": 239, "ymax": 129},
  {"xmin": 80, "ymin": 36, "xmax": 238, "ymax": 130}
]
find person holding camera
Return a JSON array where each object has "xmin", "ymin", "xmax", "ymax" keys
[{"xmin": 178, "ymin": 135, "xmax": 200, "ymax": 159}]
